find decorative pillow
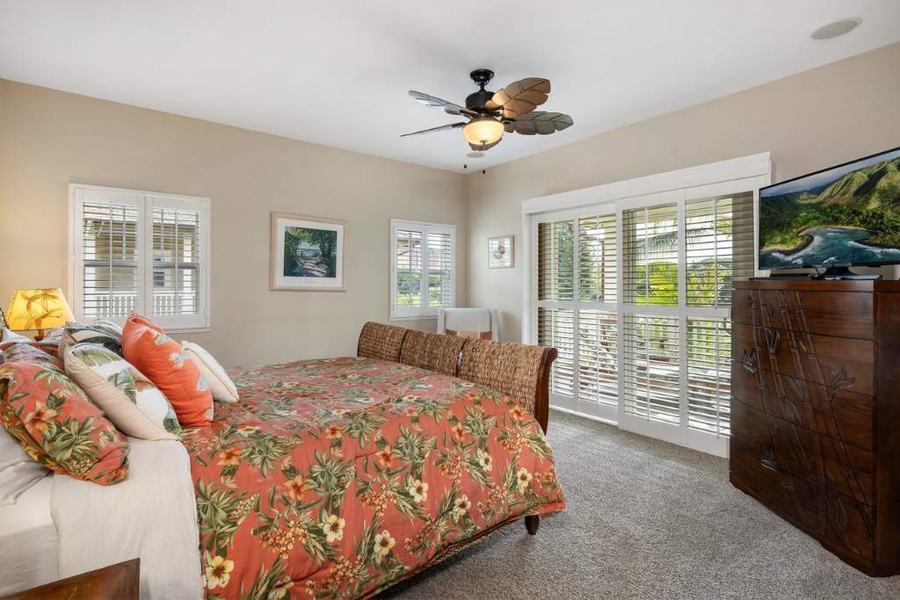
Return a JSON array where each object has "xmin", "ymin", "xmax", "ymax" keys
[
  {"xmin": 181, "ymin": 341, "xmax": 239, "ymax": 403},
  {"xmin": 0, "ymin": 426, "xmax": 50, "ymax": 506},
  {"xmin": 0, "ymin": 328, "xmax": 34, "ymax": 353},
  {"xmin": 1, "ymin": 327, "xmax": 33, "ymax": 345},
  {"xmin": 0, "ymin": 361, "xmax": 129, "ymax": 484},
  {"xmin": 37, "ymin": 327, "xmax": 65, "ymax": 358},
  {"xmin": 126, "ymin": 312, "xmax": 164, "ymax": 333},
  {"xmin": 122, "ymin": 317, "xmax": 213, "ymax": 427},
  {"xmin": 92, "ymin": 319, "xmax": 124, "ymax": 340},
  {"xmin": 60, "ymin": 323, "xmax": 123, "ymax": 357},
  {"xmin": 3, "ymin": 343, "xmax": 62, "ymax": 369},
  {"xmin": 65, "ymin": 343, "xmax": 182, "ymax": 440}
]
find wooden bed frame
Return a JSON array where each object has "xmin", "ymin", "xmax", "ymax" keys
[{"xmin": 357, "ymin": 322, "xmax": 558, "ymax": 539}]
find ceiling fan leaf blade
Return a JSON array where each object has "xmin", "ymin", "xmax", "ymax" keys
[
  {"xmin": 508, "ymin": 111, "xmax": 574, "ymax": 135},
  {"xmin": 489, "ymin": 78, "xmax": 551, "ymax": 116},
  {"xmin": 400, "ymin": 122, "xmax": 467, "ymax": 137},
  {"xmin": 408, "ymin": 90, "xmax": 473, "ymax": 116}
]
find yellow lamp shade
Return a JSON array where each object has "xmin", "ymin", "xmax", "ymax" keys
[
  {"xmin": 6, "ymin": 288, "xmax": 74, "ymax": 337},
  {"xmin": 463, "ymin": 117, "xmax": 504, "ymax": 147}
]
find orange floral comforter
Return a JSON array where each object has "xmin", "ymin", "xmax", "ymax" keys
[{"xmin": 181, "ymin": 356, "xmax": 565, "ymax": 599}]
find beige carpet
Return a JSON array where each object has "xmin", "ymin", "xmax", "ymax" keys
[{"xmin": 379, "ymin": 410, "xmax": 900, "ymax": 599}]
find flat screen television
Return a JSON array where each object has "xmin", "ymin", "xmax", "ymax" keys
[{"xmin": 758, "ymin": 146, "xmax": 900, "ymax": 279}]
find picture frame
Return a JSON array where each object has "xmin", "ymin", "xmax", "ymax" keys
[
  {"xmin": 270, "ymin": 212, "xmax": 346, "ymax": 291},
  {"xmin": 488, "ymin": 235, "xmax": 514, "ymax": 269}
]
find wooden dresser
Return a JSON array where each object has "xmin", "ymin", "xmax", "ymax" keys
[{"xmin": 730, "ymin": 279, "xmax": 900, "ymax": 576}]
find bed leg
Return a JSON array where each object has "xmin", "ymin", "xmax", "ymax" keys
[{"xmin": 525, "ymin": 515, "xmax": 540, "ymax": 535}]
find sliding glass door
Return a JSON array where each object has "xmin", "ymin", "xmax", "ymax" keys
[{"xmin": 531, "ymin": 183, "xmax": 755, "ymax": 456}]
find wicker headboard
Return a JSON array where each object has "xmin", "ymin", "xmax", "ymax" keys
[
  {"xmin": 356, "ymin": 322, "xmax": 558, "ymax": 432},
  {"xmin": 357, "ymin": 321, "xmax": 408, "ymax": 362}
]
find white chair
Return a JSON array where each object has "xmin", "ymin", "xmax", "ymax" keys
[{"xmin": 437, "ymin": 308, "xmax": 500, "ymax": 341}]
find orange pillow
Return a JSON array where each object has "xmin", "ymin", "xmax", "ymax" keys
[
  {"xmin": 127, "ymin": 312, "xmax": 165, "ymax": 333},
  {"xmin": 121, "ymin": 316, "xmax": 213, "ymax": 427}
]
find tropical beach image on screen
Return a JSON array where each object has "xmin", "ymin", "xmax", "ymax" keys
[
  {"xmin": 283, "ymin": 226, "xmax": 337, "ymax": 277},
  {"xmin": 759, "ymin": 147, "xmax": 900, "ymax": 270}
]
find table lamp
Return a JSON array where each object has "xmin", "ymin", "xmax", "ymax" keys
[{"xmin": 5, "ymin": 288, "xmax": 74, "ymax": 341}]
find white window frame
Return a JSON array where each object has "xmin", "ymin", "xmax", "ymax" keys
[
  {"xmin": 68, "ymin": 183, "xmax": 211, "ymax": 332},
  {"xmin": 522, "ymin": 153, "xmax": 771, "ymax": 457},
  {"xmin": 390, "ymin": 218, "xmax": 456, "ymax": 320}
]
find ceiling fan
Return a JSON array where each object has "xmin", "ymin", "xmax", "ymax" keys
[{"xmin": 402, "ymin": 69, "xmax": 574, "ymax": 152}]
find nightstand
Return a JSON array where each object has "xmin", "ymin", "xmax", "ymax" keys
[{"xmin": 0, "ymin": 558, "xmax": 139, "ymax": 600}]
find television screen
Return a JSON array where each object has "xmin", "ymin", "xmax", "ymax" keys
[{"xmin": 758, "ymin": 146, "xmax": 900, "ymax": 271}]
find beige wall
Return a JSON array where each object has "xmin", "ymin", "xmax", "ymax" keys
[
  {"xmin": 466, "ymin": 43, "xmax": 900, "ymax": 342},
  {"xmin": 0, "ymin": 81, "xmax": 467, "ymax": 366}
]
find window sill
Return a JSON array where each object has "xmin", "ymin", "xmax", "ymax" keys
[{"xmin": 389, "ymin": 315, "xmax": 438, "ymax": 322}]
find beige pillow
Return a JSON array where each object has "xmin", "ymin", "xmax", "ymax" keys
[
  {"xmin": 64, "ymin": 343, "xmax": 182, "ymax": 440},
  {"xmin": 181, "ymin": 341, "xmax": 239, "ymax": 403}
]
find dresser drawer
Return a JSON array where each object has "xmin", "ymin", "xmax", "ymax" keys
[
  {"xmin": 732, "ymin": 288, "xmax": 873, "ymax": 340},
  {"xmin": 732, "ymin": 322, "xmax": 874, "ymax": 396},
  {"xmin": 731, "ymin": 399, "xmax": 875, "ymax": 505},
  {"xmin": 731, "ymin": 436, "xmax": 875, "ymax": 564},
  {"xmin": 731, "ymin": 357, "xmax": 874, "ymax": 451}
]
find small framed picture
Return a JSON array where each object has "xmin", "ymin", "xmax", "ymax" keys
[
  {"xmin": 270, "ymin": 212, "xmax": 346, "ymax": 291},
  {"xmin": 488, "ymin": 235, "xmax": 514, "ymax": 269}
]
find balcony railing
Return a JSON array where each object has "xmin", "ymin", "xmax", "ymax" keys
[{"xmin": 84, "ymin": 291, "xmax": 197, "ymax": 318}]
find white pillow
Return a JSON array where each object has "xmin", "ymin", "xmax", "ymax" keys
[
  {"xmin": 0, "ymin": 427, "xmax": 50, "ymax": 506},
  {"xmin": 181, "ymin": 341, "xmax": 239, "ymax": 403},
  {"xmin": 64, "ymin": 343, "xmax": 182, "ymax": 440}
]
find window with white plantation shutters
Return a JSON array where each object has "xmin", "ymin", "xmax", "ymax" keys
[
  {"xmin": 70, "ymin": 185, "xmax": 210, "ymax": 331},
  {"xmin": 390, "ymin": 219, "xmax": 455, "ymax": 318},
  {"xmin": 527, "ymin": 153, "xmax": 768, "ymax": 457}
]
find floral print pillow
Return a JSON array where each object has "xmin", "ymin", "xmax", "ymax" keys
[
  {"xmin": 0, "ymin": 361, "xmax": 129, "ymax": 485},
  {"xmin": 3, "ymin": 342, "xmax": 62, "ymax": 370},
  {"xmin": 60, "ymin": 323, "xmax": 124, "ymax": 357},
  {"xmin": 122, "ymin": 317, "xmax": 213, "ymax": 427},
  {"xmin": 65, "ymin": 343, "xmax": 182, "ymax": 440}
]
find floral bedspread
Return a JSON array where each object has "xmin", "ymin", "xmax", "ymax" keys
[{"xmin": 181, "ymin": 356, "xmax": 565, "ymax": 599}]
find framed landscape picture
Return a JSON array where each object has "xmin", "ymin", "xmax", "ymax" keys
[
  {"xmin": 270, "ymin": 212, "xmax": 346, "ymax": 291},
  {"xmin": 488, "ymin": 235, "xmax": 514, "ymax": 268}
]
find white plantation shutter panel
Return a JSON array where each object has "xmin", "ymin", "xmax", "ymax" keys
[
  {"xmin": 685, "ymin": 193, "xmax": 754, "ymax": 307},
  {"xmin": 578, "ymin": 309, "xmax": 617, "ymax": 407},
  {"xmin": 70, "ymin": 185, "xmax": 210, "ymax": 331},
  {"xmin": 427, "ymin": 229, "xmax": 453, "ymax": 309},
  {"xmin": 623, "ymin": 204, "xmax": 679, "ymax": 306},
  {"xmin": 538, "ymin": 307, "xmax": 574, "ymax": 397},
  {"xmin": 622, "ymin": 314, "xmax": 681, "ymax": 423},
  {"xmin": 147, "ymin": 195, "xmax": 209, "ymax": 328},
  {"xmin": 390, "ymin": 220, "xmax": 455, "ymax": 318},
  {"xmin": 538, "ymin": 220, "xmax": 575, "ymax": 302},
  {"xmin": 686, "ymin": 317, "xmax": 732, "ymax": 436},
  {"xmin": 77, "ymin": 192, "xmax": 142, "ymax": 319},
  {"xmin": 578, "ymin": 214, "xmax": 617, "ymax": 303},
  {"xmin": 393, "ymin": 227, "xmax": 422, "ymax": 311}
]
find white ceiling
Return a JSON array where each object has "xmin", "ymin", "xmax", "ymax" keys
[{"xmin": 1, "ymin": 1, "xmax": 898, "ymax": 173}]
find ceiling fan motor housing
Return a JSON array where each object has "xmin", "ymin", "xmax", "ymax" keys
[
  {"xmin": 466, "ymin": 68, "xmax": 495, "ymax": 112},
  {"xmin": 465, "ymin": 89, "xmax": 494, "ymax": 112}
]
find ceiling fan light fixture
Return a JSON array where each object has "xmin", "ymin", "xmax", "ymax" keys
[{"xmin": 463, "ymin": 117, "xmax": 503, "ymax": 147}]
